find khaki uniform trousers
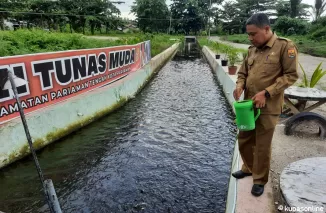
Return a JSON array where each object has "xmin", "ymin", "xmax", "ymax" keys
[{"xmin": 238, "ymin": 114, "xmax": 279, "ymax": 185}]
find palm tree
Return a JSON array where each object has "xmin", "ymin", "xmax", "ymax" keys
[{"xmin": 311, "ymin": 0, "xmax": 326, "ymax": 21}]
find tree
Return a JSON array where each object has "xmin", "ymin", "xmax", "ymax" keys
[
  {"xmin": 220, "ymin": 0, "xmax": 276, "ymax": 34},
  {"xmin": 212, "ymin": 7, "xmax": 222, "ymax": 27},
  {"xmin": 273, "ymin": 16, "xmax": 309, "ymax": 35},
  {"xmin": 0, "ymin": 0, "xmax": 11, "ymax": 30},
  {"xmin": 312, "ymin": 0, "xmax": 326, "ymax": 21},
  {"xmin": 233, "ymin": 0, "xmax": 275, "ymax": 16},
  {"xmin": 276, "ymin": 0, "xmax": 310, "ymax": 18},
  {"xmin": 0, "ymin": 0, "xmax": 123, "ymax": 34},
  {"xmin": 28, "ymin": 0, "xmax": 61, "ymax": 29},
  {"xmin": 170, "ymin": 0, "xmax": 202, "ymax": 34},
  {"xmin": 276, "ymin": 0, "xmax": 291, "ymax": 17},
  {"xmin": 131, "ymin": 0, "xmax": 169, "ymax": 33},
  {"xmin": 183, "ymin": 0, "xmax": 203, "ymax": 34},
  {"xmin": 170, "ymin": 0, "xmax": 187, "ymax": 34},
  {"xmin": 200, "ymin": 0, "xmax": 224, "ymax": 34},
  {"xmin": 0, "ymin": 0, "xmax": 28, "ymax": 30},
  {"xmin": 169, "ymin": 0, "xmax": 223, "ymax": 35},
  {"xmin": 298, "ymin": 3, "xmax": 312, "ymax": 19},
  {"xmin": 289, "ymin": 0, "xmax": 310, "ymax": 18},
  {"xmin": 220, "ymin": 1, "xmax": 241, "ymax": 34},
  {"xmin": 290, "ymin": 0, "xmax": 301, "ymax": 17}
]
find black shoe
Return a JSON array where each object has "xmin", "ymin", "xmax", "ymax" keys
[
  {"xmin": 231, "ymin": 170, "xmax": 252, "ymax": 179},
  {"xmin": 251, "ymin": 184, "xmax": 264, "ymax": 197}
]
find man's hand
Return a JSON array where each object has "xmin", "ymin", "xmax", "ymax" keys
[
  {"xmin": 252, "ymin": 91, "xmax": 266, "ymax": 108},
  {"xmin": 233, "ymin": 87, "xmax": 244, "ymax": 101}
]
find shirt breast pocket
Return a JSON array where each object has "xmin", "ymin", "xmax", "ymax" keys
[
  {"xmin": 263, "ymin": 56, "xmax": 280, "ymax": 73},
  {"xmin": 247, "ymin": 58, "xmax": 254, "ymax": 71}
]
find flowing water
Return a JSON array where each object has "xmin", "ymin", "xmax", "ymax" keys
[{"xmin": 0, "ymin": 49, "xmax": 237, "ymax": 213}]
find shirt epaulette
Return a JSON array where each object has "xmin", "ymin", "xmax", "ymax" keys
[
  {"xmin": 277, "ymin": 37, "xmax": 297, "ymax": 49},
  {"xmin": 277, "ymin": 37, "xmax": 292, "ymax": 42}
]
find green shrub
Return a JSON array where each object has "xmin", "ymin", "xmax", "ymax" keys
[
  {"xmin": 310, "ymin": 27, "xmax": 326, "ymax": 40},
  {"xmin": 198, "ymin": 37, "xmax": 246, "ymax": 64},
  {"xmin": 0, "ymin": 29, "xmax": 179, "ymax": 57},
  {"xmin": 273, "ymin": 16, "xmax": 309, "ymax": 35},
  {"xmin": 220, "ymin": 34, "xmax": 251, "ymax": 45},
  {"xmin": 312, "ymin": 16, "xmax": 326, "ymax": 27},
  {"xmin": 287, "ymin": 27, "xmax": 296, "ymax": 35},
  {"xmin": 216, "ymin": 23, "xmax": 225, "ymax": 35},
  {"xmin": 209, "ymin": 28, "xmax": 218, "ymax": 35},
  {"xmin": 109, "ymin": 30, "xmax": 125, "ymax": 34},
  {"xmin": 227, "ymin": 48, "xmax": 240, "ymax": 66},
  {"xmin": 200, "ymin": 31, "xmax": 207, "ymax": 36}
]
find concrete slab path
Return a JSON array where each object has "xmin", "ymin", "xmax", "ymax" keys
[
  {"xmin": 86, "ymin": 36, "xmax": 120, "ymax": 40},
  {"xmin": 236, "ymin": 157, "xmax": 275, "ymax": 213}
]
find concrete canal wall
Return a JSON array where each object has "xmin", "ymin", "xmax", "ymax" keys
[
  {"xmin": 202, "ymin": 46, "xmax": 241, "ymax": 213},
  {"xmin": 0, "ymin": 43, "xmax": 179, "ymax": 169}
]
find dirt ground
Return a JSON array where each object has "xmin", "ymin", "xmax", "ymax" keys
[
  {"xmin": 269, "ymin": 120, "xmax": 326, "ymax": 212},
  {"xmin": 271, "ymin": 93, "xmax": 326, "ymax": 212}
]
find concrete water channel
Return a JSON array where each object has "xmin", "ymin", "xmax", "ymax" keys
[{"xmin": 0, "ymin": 40, "xmax": 237, "ymax": 213}]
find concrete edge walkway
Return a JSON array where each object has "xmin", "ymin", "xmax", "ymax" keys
[{"xmin": 202, "ymin": 46, "xmax": 275, "ymax": 213}]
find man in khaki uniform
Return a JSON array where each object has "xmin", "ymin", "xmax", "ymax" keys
[{"xmin": 232, "ymin": 13, "xmax": 299, "ymax": 196}]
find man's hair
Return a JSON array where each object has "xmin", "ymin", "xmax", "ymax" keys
[{"xmin": 246, "ymin": 13, "xmax": 270, "ymax": 28}]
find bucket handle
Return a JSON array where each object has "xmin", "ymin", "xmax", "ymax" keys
[{"xmin": 254, "ymin": 109, "xmax": 261, "ymax": 121}]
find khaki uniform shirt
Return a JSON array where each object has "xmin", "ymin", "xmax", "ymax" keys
[{"xmin": 236, "ymin": 33, "xmax": 299, "ymax": 114}]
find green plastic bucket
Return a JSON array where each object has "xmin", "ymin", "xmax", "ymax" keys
[{"xmin": 233, "ymin": 100, "xmax": 260, "ymax": 131}]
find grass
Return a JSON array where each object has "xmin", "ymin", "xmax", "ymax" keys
[
  {"xmin": 0, "ymin": 29, "xmax": 181, "ymax": 57},
  {"xmin": 220, "ymin": 34, "xmax": 251, "ymax": 45},
  {"xmin": 197, "ymin": 37, "xmax": 247, "ymax": 64},
  {"xmin": 197, "ymin": 37, "xmax": 231, "ymax": 55},
  {"xmin": 220, "ymin": 34, "xmax": 326, "ymax": 58}
]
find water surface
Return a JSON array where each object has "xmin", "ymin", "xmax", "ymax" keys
[{"xmin": 0, "ymin": 55, "xmax": 236, "ymax": 213}]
